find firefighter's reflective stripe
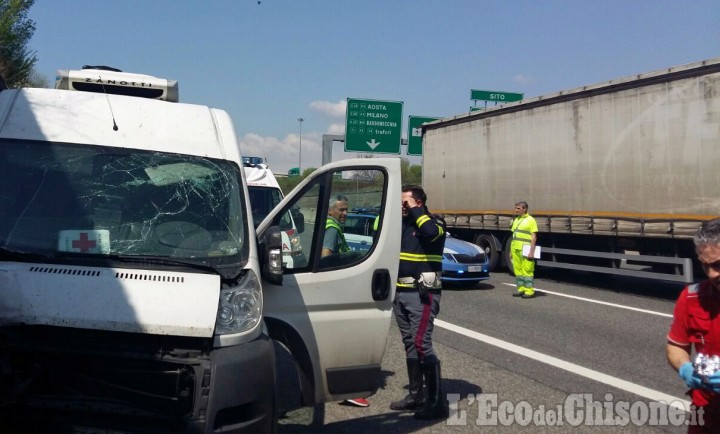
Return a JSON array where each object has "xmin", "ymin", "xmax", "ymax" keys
[{"xmin": 400, "ymin": 252, "xmax": 443, "ymax": 262}]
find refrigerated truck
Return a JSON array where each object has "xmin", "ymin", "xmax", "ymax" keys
[
  {"xmin": 421, "ymin": 58, "xmax": 720, "ymax": 283},
  {"xmin": 0, "ymin": 66, "xmax": 402, "ymax": 433}
]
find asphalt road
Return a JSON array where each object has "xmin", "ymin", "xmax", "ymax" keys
[{"xmin": 278, "ymin": 269, "xmax": 695, "ymax": 433}]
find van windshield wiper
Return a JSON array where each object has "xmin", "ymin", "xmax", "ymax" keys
[
  {"xmin": 0, "ymin": 247, "xmax": 52, "ymax": 261},
  {"xmin": 103, "ymin": 254, "xmax": 222, "ymax": 274}
]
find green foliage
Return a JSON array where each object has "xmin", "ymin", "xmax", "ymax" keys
[
  {"xmin": 400, "ymin": 158, "xmax": 422, "ymax": 186},
  {"xmin": 278, "ymin": 159, "xmax": 423, "ymax": 195},
  {"xmin": 0, "ymin": 0, "xmax": 37, "ymax": 87},
  {"xmin": 278, "ymin": 167, "xmax": 316, "ymax": 195}
]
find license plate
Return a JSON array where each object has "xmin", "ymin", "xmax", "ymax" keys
[{"xmin": 468, "ymin": 265, "xmax": 483, "ymax": 272}]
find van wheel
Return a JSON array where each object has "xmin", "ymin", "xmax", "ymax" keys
[{"xmin": 475, "ymin": 234, "xmax": 498, "ymax": 271}]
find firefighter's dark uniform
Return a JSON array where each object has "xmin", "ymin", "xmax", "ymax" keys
[{"xmin": 391, "ymin": 205, "xmax": 448, "ymax": 419}]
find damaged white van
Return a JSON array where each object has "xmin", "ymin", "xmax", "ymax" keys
[{"xmin": 0, "ymin": 66, "xmax": 400, "ymax": 433}]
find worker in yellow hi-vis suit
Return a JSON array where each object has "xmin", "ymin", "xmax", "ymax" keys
[{"xmin": 510, "ymin": 201, "xmax": 538, "ymax": 299}]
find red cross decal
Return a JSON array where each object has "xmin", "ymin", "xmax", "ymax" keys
[{"xmin": 72, "ymin": 232, "xmax": 97, "ymax": 252}]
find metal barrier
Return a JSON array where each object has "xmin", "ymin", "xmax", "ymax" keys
[{"xmin": 538, "ymin": 247, "xmax": 695, "ymax": 283}]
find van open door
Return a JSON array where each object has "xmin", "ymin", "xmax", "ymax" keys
[{"xmin": 257, "ymin": 158, "xmax": 401, "ymax": 403}]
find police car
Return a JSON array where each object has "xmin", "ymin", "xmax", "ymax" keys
[{"xmin": 345, "ymin": 213, "xmax": 490, "ymax": 285}]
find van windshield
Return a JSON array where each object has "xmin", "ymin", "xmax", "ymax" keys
[
  {"xmin": 0, "ymin": 140, "xmax": 248, "ymax": 268},
  {"xmin": 247, "ymin": 186, "xmax": 282, "ymax": 228}
]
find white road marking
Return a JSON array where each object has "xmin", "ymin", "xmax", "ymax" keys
[
  {"xmin": 501, "ymin": 283, "xmax": 673, "ymax": 318},
  {"xmin": 435, "ymin": 319, "xmax": 691, "ymax": 412}
]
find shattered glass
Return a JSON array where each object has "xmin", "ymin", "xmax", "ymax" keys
[{"xmin": 0, "ymin": 140, "xmax": 248, "ymax": 266}]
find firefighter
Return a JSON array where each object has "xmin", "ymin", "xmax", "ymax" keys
[
  {"xmin": 510, "ymin": 201, "xmax": 538, "ymax": 299},
  {"xmin": 390, "ymin": 185, "xmax": 448, "ymax": 420}
]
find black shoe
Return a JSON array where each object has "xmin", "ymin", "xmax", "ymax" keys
[
  {"xmin": 390, "ymin": 392, "xmax": 424, "ymax": 411},
  {"xmin": 521, "ymin": 293, "xmax": 535, "ymax": 299},
  {"xmin": 512, "ymin": 291, "xmax": 524, "ymax": 297}
]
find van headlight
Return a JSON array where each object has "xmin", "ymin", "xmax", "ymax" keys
[{"xmin": 215, "ymin": 270, "xmax": 262, "ymax": 335}]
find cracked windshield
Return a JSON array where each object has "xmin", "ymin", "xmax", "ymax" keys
[{"xmin": 0, "ymin": 141, "xmax": 247, "ymax": 262}]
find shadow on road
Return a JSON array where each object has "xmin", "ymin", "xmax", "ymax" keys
[{"xmin": 443, "ymin": 282, "xmax": 495, "ymax": 292}]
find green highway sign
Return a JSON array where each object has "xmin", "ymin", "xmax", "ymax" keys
[
  {"xmin": 345, "ymin": 98, "xmax": 403, "ymax": 154},
  {"xmin": 407, "ymin": 116, "xmax": 440, "ymax": 156},
  {"xmin": 470, "ymin": 89, "xmax": 523, "ymax": 103}
]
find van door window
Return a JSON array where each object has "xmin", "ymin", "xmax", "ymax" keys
[{"xmin": 273, "ymin": 168, "xmax": 385, "ymax": 272}]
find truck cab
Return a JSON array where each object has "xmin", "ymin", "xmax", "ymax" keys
[{"xmin": 0, "ymin": 67, "xmax": 401, "ymax": 433}]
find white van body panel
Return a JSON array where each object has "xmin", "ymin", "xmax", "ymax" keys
[
  {"xmin": 244, "ymin": 164, "xmax": 280, "ymax": 187},
  {"xmin": 0, "ymin": 88, "xmax": 239, "ymax": 161},
  {"xmin": 0, "ymin": 262, "xmax": 220, "ymax": 337}
]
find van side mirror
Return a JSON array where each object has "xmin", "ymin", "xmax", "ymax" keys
[
  {"xmin": 259, "ymin": 226, "xmax": 283, "ymax": 285},
  {"xmin": 291, "ymin": 207, "xmax": 305, "ymax": 233}
]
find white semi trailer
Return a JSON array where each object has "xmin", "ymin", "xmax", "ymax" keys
[{"xmin": 422, "ymin": 58, "xmax": 720, "ymax": 283}]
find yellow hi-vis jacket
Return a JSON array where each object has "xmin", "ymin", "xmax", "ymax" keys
[{"xmin": 510, "ymin": 214, "xmax": 538, "ymax": 251}]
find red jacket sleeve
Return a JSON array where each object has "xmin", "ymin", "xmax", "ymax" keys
[{"xmin": 667, "ymin": 287, "xmax": 690, "ymax": 347}]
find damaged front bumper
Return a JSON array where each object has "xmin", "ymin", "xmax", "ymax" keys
[{"xmin": 0, "ymin": 325, "xmax": 275, "ymax": 434}]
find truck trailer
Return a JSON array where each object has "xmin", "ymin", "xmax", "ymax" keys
[{"xmin": 422, "ymin": 58, "xmax": 720, "ymax": 283}]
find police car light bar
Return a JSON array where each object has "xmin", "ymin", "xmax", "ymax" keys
[{"xmin": 55, "ymin": 68, "xmax": 179, "ymax": 102}]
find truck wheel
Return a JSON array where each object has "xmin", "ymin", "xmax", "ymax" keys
[
  {"xmin": 475, "ymin": 234, "xmax": 499, "ymax": 271},
  {"xmin": 504, "ymin": 238, "xmax": 515, "ymax": 276}
]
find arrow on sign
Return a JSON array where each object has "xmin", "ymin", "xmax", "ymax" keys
[{"xmin": 366, "ymin": 139, "xmax": 381, "ymax": 150}]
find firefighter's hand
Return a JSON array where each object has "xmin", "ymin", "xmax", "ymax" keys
[
  {"xmin": 678, "ymin": 362, "xmax": 703, "ymax": 389},
  {"xmin": 403, "ymin": 197, "xmax": 420, "ymax": 209}
]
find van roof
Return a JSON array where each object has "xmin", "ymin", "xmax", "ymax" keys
[{"xmin": 0, "ymin": 88, "xmax": 238, "ymax": 161}]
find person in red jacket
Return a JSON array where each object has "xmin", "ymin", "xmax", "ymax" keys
[{"xmin": 667, "ymin": 217, "xmax": 720, "ymax": 432}]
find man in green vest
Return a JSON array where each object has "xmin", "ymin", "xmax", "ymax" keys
[
  {"xmin": 510, "ymin": 201, "xmax": 539, "ymax": 299},
  {"xmin": 322, "ymin": 195, "xmax": 350, "ymax": 257}
]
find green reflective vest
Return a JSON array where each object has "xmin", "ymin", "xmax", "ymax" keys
[
  {"xmin": 510, "ymin": 214, "xmax": 538, "ymax": 250},
  {"xmin": 326, "ymin": 218, "xmax": 349, "ymax": 253}
]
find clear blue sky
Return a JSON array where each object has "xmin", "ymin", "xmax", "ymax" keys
[{"xmin": 29, "ymin": 1, "xmax": 719, "ymax": 174}]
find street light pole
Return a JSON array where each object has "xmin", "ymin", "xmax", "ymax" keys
[{"xmin": 297, "ymin": 117, "xmax": 304, "ymax": 174}]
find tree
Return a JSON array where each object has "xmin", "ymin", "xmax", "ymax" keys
[
  {"xmin": 0, "ymin": 0, "xmax": 37, "ymax": 88},
  {"xmin": 278, "ymin": 167, "xmax": 317, "ymax": 195},
  {"xmin": 400, "ymin": 158, "xmax": 422, "ymax": 186}
]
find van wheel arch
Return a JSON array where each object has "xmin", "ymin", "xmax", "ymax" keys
[{"xmin": 265, "ymin": 317, "xmax": 316, "ymax": 407}]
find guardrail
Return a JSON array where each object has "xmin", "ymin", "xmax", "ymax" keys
[{"xmin": 538, "ymin": 247, "xmax": 694, "ymax": 283}]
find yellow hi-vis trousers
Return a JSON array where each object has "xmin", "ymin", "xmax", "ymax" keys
[{"xmin": 511, "ymin": 248, "xmax": 535, "ymax": 296}]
